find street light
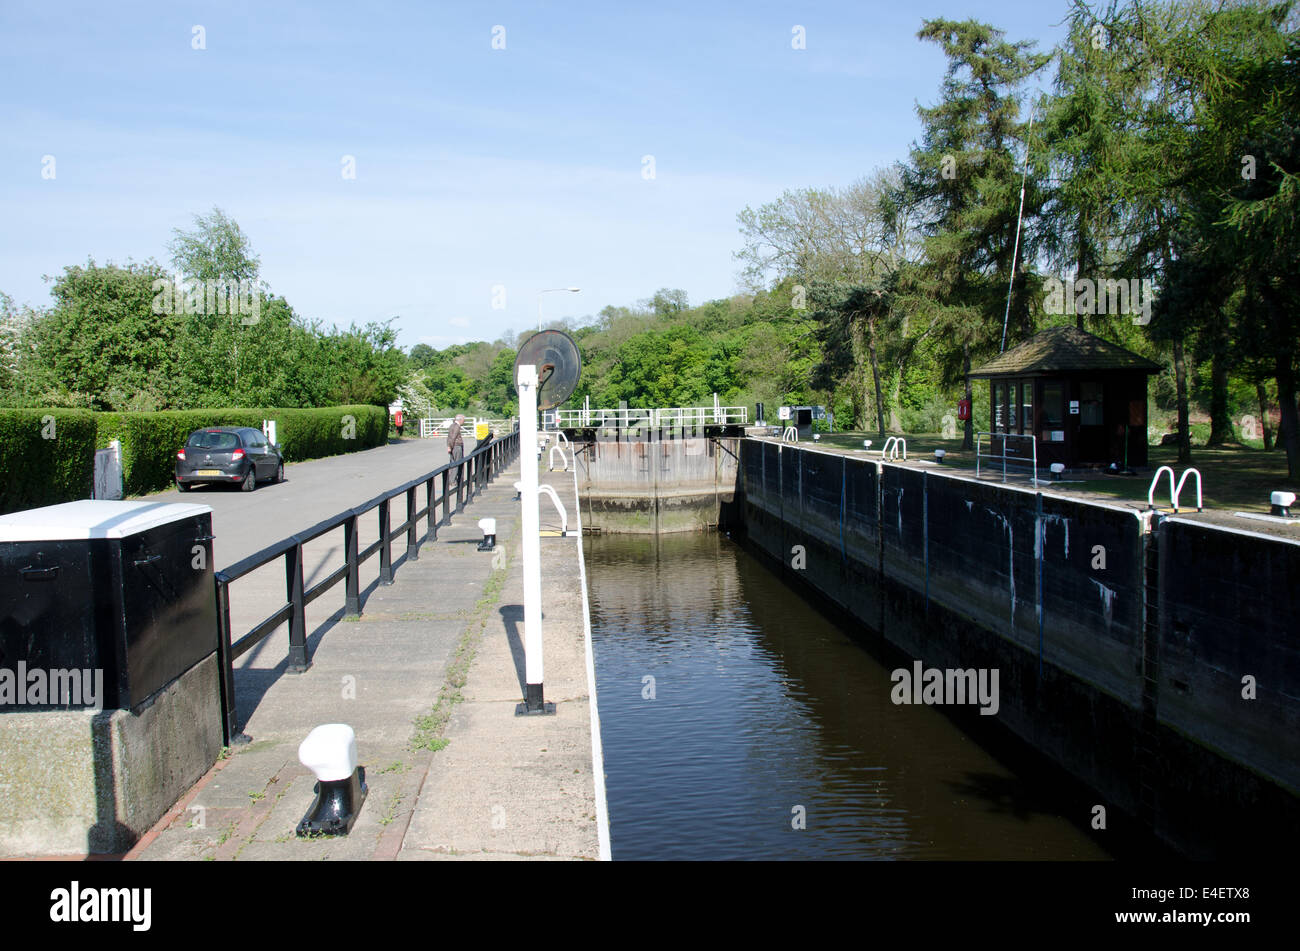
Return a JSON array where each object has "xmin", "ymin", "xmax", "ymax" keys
[{"xmin": 537, "ymin": 287, "xmax": 580, "ymax": 332}]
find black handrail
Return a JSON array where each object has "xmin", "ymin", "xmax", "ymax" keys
[{"xmin": 214, "ymin": 429, "xmax": 520, "ymax": 743}]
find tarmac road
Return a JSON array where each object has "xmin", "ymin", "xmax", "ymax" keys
[{"xmin": 146, "ymin": 435, "xmax": 480, "ymax": 675}]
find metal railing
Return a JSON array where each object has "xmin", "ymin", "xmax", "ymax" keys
[
  {"xmin": 881, "ymin": 436, "xmax": 907, "ymax": 461},
  {"xmin": 553, "ymin": 406, "xmax": 748, "ymax": 428},
  {"xmin": 213, "ymin": 429, "xmax": 520, "ymax": 744},
  {"xmin": 418, "ymin": 416, "xmax": 517, "ymax": 439},
  {"xmin": 1148, "ymin": 465, "xmax": 1203, "ymax": 513},
  {"xmin": 975, "ymin": 431, "xmax": 1039, "ymax": 487}
]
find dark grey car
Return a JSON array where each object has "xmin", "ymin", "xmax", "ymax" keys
[{"xmin": 175, "ymin": 427, "xmax": 284, "ymax": 492}]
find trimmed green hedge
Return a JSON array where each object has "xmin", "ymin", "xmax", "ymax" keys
[
  {"xmin": 97, "ymin": 405, "xmax": 388, "ymax": 497},
  {"xmin": 0, "ymin": 405, "xmax": 388, "ymax": 512},
  {"xmin": 0, "ymin": 409, "xmax": 98, "ymax": 514}
]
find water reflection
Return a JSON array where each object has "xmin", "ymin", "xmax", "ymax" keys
[{"xmin": 586, "ymin": 531, "xmax": 1116, "ymax": 860}]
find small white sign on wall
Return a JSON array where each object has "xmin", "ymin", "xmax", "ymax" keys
[{"xmin": 1069, "ymin": 401, "xmax": 1080, "ymax": 414}]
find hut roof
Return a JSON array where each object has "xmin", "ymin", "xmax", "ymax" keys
[{"xmin": 971, "ymin": 325, "xmax": 1162, "ymax": 378}]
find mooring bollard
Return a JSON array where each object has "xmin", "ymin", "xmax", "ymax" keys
[
  {"xmin": 477, "ymin": 517, "xmax": 497, "ymax": 551},
  {"xmin": 1271, "ymin": 491, "xmax": 1296, "ymax": 518},
  {"xmin": 297, "ymin": 723, "xmax": 368, "ymax": 837}
]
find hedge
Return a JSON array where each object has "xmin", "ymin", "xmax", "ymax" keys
[
  {"xmin": 96, "ymin": 405, "xmax": 388, "ymax": 497},
  {"xmin": 0, "ymin": 409, "xmax": 98, "ymax": 515},
  {"xmin": 0, "ymin": 405, "xmax": 388, "ymax": 512}
]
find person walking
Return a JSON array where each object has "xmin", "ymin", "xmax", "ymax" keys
[{"xmin": 447, "ymin": 414, "xmax": 466, "ymax": 503}]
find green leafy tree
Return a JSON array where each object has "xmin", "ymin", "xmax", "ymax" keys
[
  {"xmin": 408, "ymin": 343, "xmax": 439, "ymax": 370},
  {"xmin": 167, "ymin": 206, "xmax": 261, "ymax": 285},
  {"xmin": 898, "ymin": 18, "xmax": 1051, "ymax": 448},
  {"xmin": 22, "ymin": 260, "xmax": 182, "ymax": 410}
]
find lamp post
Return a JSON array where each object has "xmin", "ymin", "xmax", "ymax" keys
[{"xmin": 537, "ymin": 287, "xmax": 580, "ymax": 332}]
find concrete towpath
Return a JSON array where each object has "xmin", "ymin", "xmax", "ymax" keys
[{"xmin": 129, "ymin": 454, "xmax": 607, "ymax": 861}]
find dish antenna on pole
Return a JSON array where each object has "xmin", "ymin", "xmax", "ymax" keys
[{"xmin": 514, "ymin": 330, "xmax": 582, "ymax": 410}]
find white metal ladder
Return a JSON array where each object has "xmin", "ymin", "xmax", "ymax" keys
[{"xmin": 1147, "ymin": 466, "xmax": 1203, "ymax": 513}]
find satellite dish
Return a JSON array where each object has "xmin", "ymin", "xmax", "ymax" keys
[{"xmin": 514, "ymin": 330, "xmax": 582, "ymax": 410}]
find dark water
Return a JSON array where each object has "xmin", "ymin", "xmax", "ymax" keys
[{"xmin": 586, "ymin": 531, "xmax": 1119, "ymax": 861}]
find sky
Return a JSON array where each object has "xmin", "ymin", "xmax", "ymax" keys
[{"xmin": 0, "ymin": 0, "xmax": 1074, "ymax": 351}]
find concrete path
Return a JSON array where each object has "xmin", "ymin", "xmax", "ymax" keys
[{"xmin": 128, "ymin": 453, "xmax": 606, "ymax": 861}]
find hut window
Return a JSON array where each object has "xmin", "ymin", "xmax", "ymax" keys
[
  {"xmin": 1020, "ymin": 383, "xmax": 1034, "ymax": 435},
  {"xmin": 1080, "ymin": 381, "xmax": 1104, "ymax": 425},
  {"xmin": 1043, "ymin": 382, "xmax": 1064, "ymax": 427}
]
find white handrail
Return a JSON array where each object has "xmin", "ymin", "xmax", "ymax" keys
[
  {"xmin": 782, "ymin": 426, "xmax": 799, "ymax": 443},
  {"xmin": 548, "ymin": 443, "xmax": 571, "ymax": 472},
  {"xmin": 1148, "ymin": 465, "xmax": 1177, "ymax": 510},
  {"xmin": 554, "ymin": 406, "xmax": 749, "ymax": 427},
  {"xmin": 881, "ymin": 436, "xmax": 907, "ymax": 461},
  {"xmin": 1174, "ymin": 467, "xmax": 1203, "ymax": 513},
  {"xmin": 537, "ymin": 484, "xmax": 569, "ymax": 535}
]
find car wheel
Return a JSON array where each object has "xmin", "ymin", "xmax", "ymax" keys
[
  {"xmin": 241, "ymin": 469, "xmax": 256, "ymax": 492},
  {"xmin": 177, "ymin": 480, "xmax": 191, "ymax": 493},
  {"xmin": 275, "ymin": 461, "xmax": 285, "ymax": 483}
]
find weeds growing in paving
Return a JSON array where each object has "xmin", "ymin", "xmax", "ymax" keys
[{"xmin": 409, "ymin": 549, "xmax": 511, "ymax": 753}]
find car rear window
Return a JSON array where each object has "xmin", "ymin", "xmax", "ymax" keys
[{"xmin": 188, "ymin": 431, "xmax": 241, "ymax": 450}]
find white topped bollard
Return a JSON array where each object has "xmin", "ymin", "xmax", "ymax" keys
[
  {"xmin": 934, "ymin": 450, "xmax": 946, "ymax": 463},
  {"xmin": 477, "ymin": 517, "xmax": 497, "ymax": 552},
  {"xmin": 296, "ymin": 723, "xmax": 368, "ymax": 836},
  {"xmin": 1050, "ymin": 463, "xmax": 1065, "ymax": 480},
  {"xmin": 1271, "ymin": 491, "xmax": 1296, "ymax": 518}
]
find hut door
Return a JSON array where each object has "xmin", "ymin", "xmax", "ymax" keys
[{"xmin": 1078, "ymin": 380, "xmax": 1105, "ymax": 461}]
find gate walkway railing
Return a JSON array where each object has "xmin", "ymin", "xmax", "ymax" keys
[
  {"xmin": 975, "ymin": 431, "xmax": 1039, "ymax": 487},
  {"xmin": 553, "ymin": 406, "xmax": 748, "ymax": 428},
  {"xmin": 213, "ymin": 430, "xmax": 519, "ymax": 743}
]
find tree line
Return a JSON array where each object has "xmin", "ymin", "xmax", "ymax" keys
[
  {"xmin": 733, "ymin": 0, "xmax": 1299, "ymax": 476},
  {"xmin": 4, "ymin": 0, "xmax": 1295, "ymax": 480},
  {"xmin": 415, "ymin": 0, "xmax": 1299, "ymax": 480},
  {"xmin": 0, "ymin": 208, "xmax": 406, "ymax": 412}
]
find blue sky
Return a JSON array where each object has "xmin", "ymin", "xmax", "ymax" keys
[{"xmin": 1, "ymin": 0, "xmax": 1073, "ymax": 350}]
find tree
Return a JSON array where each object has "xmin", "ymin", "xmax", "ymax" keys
[
  {"xmin": 809, "ymin": 281, "xmax": 895, "ymax": 436},
  {"xmin": 898, "ymin": 18, "xmax": 1051, "ymax": 448},
  {"xmin": 1038, "ymin": 1, "xmax": 1139, "ymax": 334},
  {"xmin": 646, "ymin": 288, "xmax": 689, "ymax": 317},
  {"xmin": 1138, "ymin": 0, "xmax": 1300, "ymax": 473},
  {"xmin": 0, "ymin": 292, "xmax": 33, "ymax": 396},
  {"xmin": 408, "ymin": 343, "xmax": 439, "ymax": 370},
  {"xmin": 21, "ymin": 260, "xmax": 182, "ymax": 410},
  {"xmin": 167, "ymin": 207, "xmax": 261, "ymax": 285},
  {"xmin": 737, "ymin": 167, "xmax": 928, "ymax": 429},
  {"xmin": 484, "ymin": 347, "xmax": 518, "ymax": 415}
]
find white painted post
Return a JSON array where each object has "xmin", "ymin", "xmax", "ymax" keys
[{"xmin": 516, "ymin": 364, "xmax": 554, "ymax": 715}]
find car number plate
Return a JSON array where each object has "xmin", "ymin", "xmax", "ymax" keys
[{"xmin": 194, "ymin": 469, "xmax": 224, "ymax": 476}]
